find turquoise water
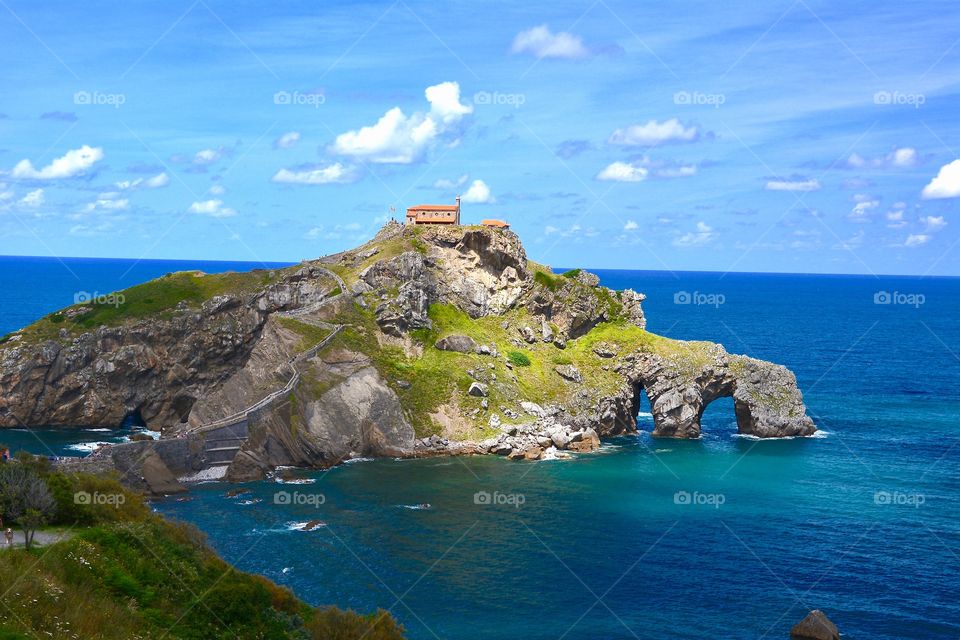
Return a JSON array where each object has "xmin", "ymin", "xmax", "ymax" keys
[{"xmin": 3, "ymin": 258, "xmax": 959, "ymax": 638}]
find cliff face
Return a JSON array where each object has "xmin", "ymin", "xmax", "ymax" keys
[{"xmin": 0, "ymin": 222, "xmax": 815, "ymax": 481}]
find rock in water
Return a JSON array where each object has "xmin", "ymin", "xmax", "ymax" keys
[
  {"xmin": 435, "ymin": 334, "xmax": 477, "ymax": 353},
  {"xmin": 790, "ymin": 610, "xmax": 839, "ymax": 640}
]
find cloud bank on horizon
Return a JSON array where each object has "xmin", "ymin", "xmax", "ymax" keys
[{"xmin": 0, "ymin": 0, "xmax": 958, "ymax": 276}]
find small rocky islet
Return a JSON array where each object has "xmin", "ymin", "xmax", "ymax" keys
[{"xmin": 0, "ymin": 221, "xmax": 815, "ymax": 490}]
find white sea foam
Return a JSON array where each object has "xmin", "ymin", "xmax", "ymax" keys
[
  {"xmin": 238, "ymin": 498, "xmax": 262, "ymax": 506},
  {"xmin": 67, "ymin": 441, "xmax": 112, "ymax": 452},
  {"xmin": 342, "ymin": 457, "xmax": 374, "ymax": 465},
  {"xmin": 636, "ymin": 411, "xmax": 653, "ymax": 418},
  {"xmin": 654, "ymin": 448, "xmax": 673, "ymax": 453},
  {"xmin": 85, "ymin": 428, "xmax": 113, "ymax": 432},
  {"xmin": 398, "ymin": 504, "xmax": 431, "ymax": 510},
  {"xmin": 286, "ymin": 521, "xmax": 326, "ymax": 531},
  {"xmin": 274, "ymin": 477, "xmax": 316, "ymax": 485},
  {"xmin": 731, "ymin": 430, "xmax": 829, "ymax": 441}
]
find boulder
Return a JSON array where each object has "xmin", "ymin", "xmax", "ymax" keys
[
  {"xmin": 555, "ymin": 364, "xmax": 583, "ymax": 383},
  {"xmin": 541, "ymin": 319, "xmax": 554, "ymax": 343},
  {"xmin": 593, "ymin": 342, "xmax": 618, "ymax": 358},
  {"xmin": 435, "ymin": 334, "xmax": 477, "ymax": 353},
  {"xmin": 790, "ymin": 610, "xmax": 839, "ymax": 640},
  {"xmin": 468, "ymin": 382, "xmax": 489, "ymax": 397},
  {"xmin": 519, "ymin": 326, "xmax": 537, "ymax": 344}
]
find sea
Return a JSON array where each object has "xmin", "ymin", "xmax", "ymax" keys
[{"xmin": 1, "ymin": 255, "xmax": 958, "ymax": 639}]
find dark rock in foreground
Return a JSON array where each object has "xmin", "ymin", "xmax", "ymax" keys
[{"xmin": 790, "ymin": 610, "xmax": 840, "ymax": 640}]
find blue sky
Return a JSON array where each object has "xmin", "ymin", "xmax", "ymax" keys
[{"xmin": 1, "ymin": 0, "xmax": 959, "ymax": 275}]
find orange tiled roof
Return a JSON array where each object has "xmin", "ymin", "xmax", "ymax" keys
[
  {"xmin": 481, "ymin": 219, "xmax": 509, "ymax": 228},
  {"xmin": 407, "ymin": 204, "xmax": 459, "ymax": 211}
]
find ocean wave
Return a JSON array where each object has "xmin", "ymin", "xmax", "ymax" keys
[
  {"xmin": 274, "ymin": 477, "xmax": 316, "ymax": 485},
  {"xmin": 398, "ymin": 504, "xmax": 431, "ymax": 510},
  {"xmin": 731, "ymin": 430, "xmax": 829, "ymax": 441},
  {"xmin": 238, "ymin": 499, "xmax": 262, "ymax": 506},
  {"xmin": 636, "ymin": 411, "xmax": 653, "ymax": 418},
  {"xmin": 66, "ymin": 441, "xmax": 112, "ymax": 452},
  {"xmin": 286, "ymin": 521, "xmax": 326, "ymax": 531},
  {"xmin": 85, "ymin": 428, "xmax": 113, "ymax": 432},
  {"xmin": 342, "ymin": 457, "xmax": 374, "ymax": 465},
  {"xmin": 654, "ymin": 448, "xmax": 673, "ymax": 453}
]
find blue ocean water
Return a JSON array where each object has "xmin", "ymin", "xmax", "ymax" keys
[{"xmin": 3, "ymin": 257, "xmax": 959, "ymax": 638}]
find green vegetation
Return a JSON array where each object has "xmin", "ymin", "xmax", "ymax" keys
[
  {"xmin": 0, "ymin": 459, "xmax": 405, "ymax": 640},
  {"xmin": 507, "ymin": 350, "xmax": 531, "ymax": 367},
  {"xmin": 561, "ymin": 268, "xmax": 582, "ymax": 278},
  {"xmin": 7, "ymin": 268, "xmax": 293, "ymax": 345},
  {"xmin": 533, "ymin": 270, "xmax": 562, "ymax": 292},
  {"xmin": 275, "ymin": 317, "xmax": 331, "ymax": 352}
]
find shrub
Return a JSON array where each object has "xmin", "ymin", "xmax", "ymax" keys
[
  {"xmin": 508, "ymin": 351, "xmax": 531, "ymax": 367},
  {"xmin": 533, "ymin": 271, "xmax": 561, "ymax": 292},
  {"xmin": 561, "ymin": 268, "xmax": 581, "ymax": 278}
]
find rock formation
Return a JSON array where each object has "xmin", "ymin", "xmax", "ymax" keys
[
  {"xmin": 790, "ymin": 610, "xmax": 840, "ymax": 640},
  {"xmin": 0, "ymin": 221, "xmax": 817, "ymax": 482}
]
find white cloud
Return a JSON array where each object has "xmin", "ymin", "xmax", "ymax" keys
[
  {"xmin": 11, "ymin": 145, "xmax": 104, "ymax": 180},
  {"xmin": 886, "ymin": 209, "xmax": 906, "ymax": 228},
  {"xmin": 82, "ymin": 192, "xmax": 129, "ymax": 213},
  {"xmin": 332, "ymin": 82, "xmax": 472, "ymax": 164},
  {"xmin": 848, "ymin": 196, "xmax": 879, "ymax": 222},
  {"xmin": 433, "ymin": 174, "xmax": 468, "ymax": 190},
  {"xmin": 674, "ymin": 221, "xmax": 714, "ymax": 247},
  {"xmin": 847, "ymin": 147, "xmax": 918, "ymax": 169},
  {"xmin": 116, "ymin": 172, "xmax": 169, "ymax": 190},
  {"xmin": 274, "ymin": 131, "xmax": 301, "ymax": 149},
  {"xmin": 596, "ymin": 161, "xmax": 649, "ymax": 182},
  {"xmin": 624, "ymin": 220, "xmax": 639, "ymax": 231},
  {"xmin": 608, "ymin": 119, "xmax": 699, "ymax": 147},
  {"xmin": 188, "ymin": 199, "xmax": 236, "ymax": 217},
  {"xmin": 19, "ymin": 189, "xmax": 44, "ymax": 207},
  {"xmin": 461, "ymin": 179, "xmax": 493, "ymax": 203},
  {"xmin": 656, "ymin": 165, "xmax": 697, "ymax": 178},
  {"xmin": 921, "ymin": 159, "xmax": 960, "ymax": 199},
  {"xmin": 765, "ymin": 177, "xmax": 821, "ymax": 192},
  {"xmin": 544, "ymin": 225, "xmax": 560, "ymax": 235},
  {"xmin": 194, "ymin": 148, "xmax": 222, "ymax": 165},
  {"xmin": 905, "ymin": 234, "xmax": 930, "ymax": 247},
  {"xmin": 511, "ymin": 25, "xmax": 589, "ymax": 59},
  {"xmin": 920, "ymin": 215, "xmax": 947, "ymax": 232},
  {"xmin": 835, "ymin": 229, "xmax": 865, "ymax": 250},
  {"xmin": 209, "ymin": 184, "xmax": 226, "ymax": 195},
  {"xmin": 271, "ymin": 163, "xmax": 354, "ymax": 185}
]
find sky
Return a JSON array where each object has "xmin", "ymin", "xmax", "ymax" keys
[{"xmin": 1, "ymin": 0, "xmax": 959, "ymax": 275}]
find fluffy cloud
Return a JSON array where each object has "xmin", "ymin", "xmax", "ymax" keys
[
  {"xmin": 19, "ymin": 189, "xmax": 44, "ymax": 207},
  {"xmin": 332, "ymin": 82, "xmax": 472, "ymax": 164},
  {"xmin": 274, "ymin": 131, "xmax": 301, "ymax": 149},
  {"xmin": 461, "ymin": 179, "xmax": 493, "ymax": 203},
  {"xmin": 847, "ymin": 147, "xmax": 918, "ymax": 169},
  {"xmin": 608, "ymin": 119, "xmax": 700, "ymax": 146},
  {"xmin": 624, "ymin": 220, "xmax": 639, "ymax": 231},
  {"xmin": 848, "ymin": 194, "xmax": 879, "ymax": 222},
  {"xmin": 511, "ymin": 25, "xmax": 589, "ymax": 59},
  {"xmin": 188, "ymin": 199, "xmax": 236, "ymax": 217},
  {"xmin": 920, "ymin": 215, "xmax": 947, "ymax": 232},
  {"xmin": 765, "ymin": 177, "xmax": 821, "ymax": 192},
  {"xmin": 193, "ymin": 148, "xmax": 223, "ymax": 165},
  {"xmin": 11, "ymin": 145, "xmax": 104, "ymax": 180},
  {"xmin": 904, "ymin": 234, "xmax": 930, "ymax": 247},
  {"xmin": 115, "ymin": 172, "xmax": 169, "ymax": 190},
  {"xmin": 596, "ymin": 161, "xmax": 648, "ymax": 182},
  {"xmin": 271, "ymin": 163, "xmax": 354, "ymax": 185},
  {"xmin": 83, "ymin": 192, "xmax": 129, "ymax": 213},
  {"xmin": 674, "ymin": 221, "xmax": 714, "ymax": 247},
  {"xmin": 921, "ymin": 159, "xmax": 960, "ymax": 199},
  {"xmin": 209, "ymin": 184, "xmax": 226, "ymax": 195}
]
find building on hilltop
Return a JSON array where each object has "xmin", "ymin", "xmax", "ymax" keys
[
  {"xmin": 481, "ymin": 219, "xmax": 510, "ymax": 229},
  {"xmin": 406, "ymin": 196, "xmax": 460, "ymax": 225}
]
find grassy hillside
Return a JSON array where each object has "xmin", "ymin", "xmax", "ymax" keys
[{"xmin": 0, "ymin": 460, "xmax": 404, "ymax": 640}]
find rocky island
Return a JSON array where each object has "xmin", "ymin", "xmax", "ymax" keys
[{"xmin": 0, "ymin": 222, "xmax": 815, "ymax": 490}]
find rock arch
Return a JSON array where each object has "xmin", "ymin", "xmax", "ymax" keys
[{"xmin": 626, "ymin": 345, "xmax": 816, "ymax": 439}]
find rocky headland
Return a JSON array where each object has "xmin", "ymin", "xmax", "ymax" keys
[{"xmin": 0, "ymin": 222, "xmax": 815, "ymax": 487}]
